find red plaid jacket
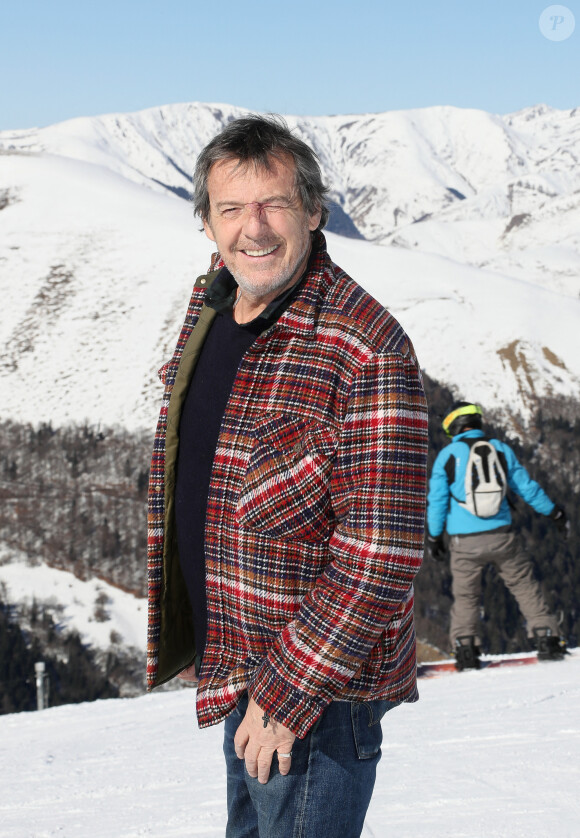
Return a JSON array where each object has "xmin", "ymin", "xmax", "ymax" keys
[{"xmin": 147, "ymin": 233, "xmax": 428, "ymax": 737}]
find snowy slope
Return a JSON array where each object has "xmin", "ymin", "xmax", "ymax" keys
[
  {"xmin": 0, "ymin": 548, "xmax": 146, "ymax": 654},
  {"xmin": 0, "ymin": 150, "xmax": 214, "ymax": 432},
  {"xmin": 1, "ymin": 652, "xmax": 578, "ymax": 838},
  {"xmin": 1, "ymin": 134, "xmax": 579, "ymax": 432}
]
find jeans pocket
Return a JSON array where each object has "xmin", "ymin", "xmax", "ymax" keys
[{"xmin": 350, "ymin": 699, "xmax": 400, "ymax": 760}]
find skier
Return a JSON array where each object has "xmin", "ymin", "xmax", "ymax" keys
[{"xmin": 426, "ymin": 401, "xmax": 568, "ymax": 670}]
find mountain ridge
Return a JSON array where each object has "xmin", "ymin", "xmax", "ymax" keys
[
  {"xmin": 2, "ymin": 99, "xmax": 579, "ymax": 297},
  {"xmin": 1, "ymin": 100, "xmax": 579, "ymax": 432}
]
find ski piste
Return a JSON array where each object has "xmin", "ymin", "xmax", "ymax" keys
[{"xmin": 417, "ymin": 648, "xmax": 578, "ymax": 679}]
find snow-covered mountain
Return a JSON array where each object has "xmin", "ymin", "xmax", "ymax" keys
[
  {"xmin": 3, "ymin": 101, "xmax": 579, "ymax": 294},
  {"xmin": 1, "ymin": 100, "xmax": 579, "ymax": 432},
  {"xmin": 2, "ymin": 652, "xmax": 579, "ymax": 837}
]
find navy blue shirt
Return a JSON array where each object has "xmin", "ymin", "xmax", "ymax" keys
[
  {"xmin": 175, "ymin": 311, "xmax": 261, "ymax": 660},
  {"xmin": 174, "ymin": 266, "xmax": 306, "ymax": 661}
]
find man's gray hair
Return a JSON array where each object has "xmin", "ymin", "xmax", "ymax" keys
[{"xmin": 193, "ymin": 114, "xmax": 330, "ymax": 230}]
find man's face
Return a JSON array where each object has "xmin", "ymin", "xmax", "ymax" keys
[{"xmin": 203, "ymin": 154, "xmax": 322, "ymax": 303}]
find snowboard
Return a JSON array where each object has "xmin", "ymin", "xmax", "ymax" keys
[{"xmin": 417, "ymin": 653, "xmax": 540, "ymax": 679}]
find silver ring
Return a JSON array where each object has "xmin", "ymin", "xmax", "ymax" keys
[{"xmin": 277, "ymin": 751, "xmax": 292, "ymax": 758}]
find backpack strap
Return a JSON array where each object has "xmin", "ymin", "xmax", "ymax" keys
[{"xmin": 448, "ymin": 435, "xmax": 482, "ymax": 504}]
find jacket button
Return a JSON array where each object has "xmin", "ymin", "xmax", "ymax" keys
[{"xmin": 155, "ymin": 484, "xmax": 163, "ymax": 493}]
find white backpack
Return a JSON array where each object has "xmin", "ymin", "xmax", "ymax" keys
[{"xmin": 453, "ymin": 438, "xmax": 507, "ymax": 518}]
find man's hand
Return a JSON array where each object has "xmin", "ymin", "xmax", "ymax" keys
[
  {"xmin": 234, "ymin": 697, "xmax": 296, "ymax": 784},
  {"xmin": 176, "ymin": 663, "xmax": 199, "ymax": 685},
  {"xmin": 426, "ymin": 534, "xmax": 448, "ymax": 562},
  {"xmin": 550, "ymin": 505, "xmax": 569, "ymax": 535}
]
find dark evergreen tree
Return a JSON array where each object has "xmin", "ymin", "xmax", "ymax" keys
[
  {"xmin": 0, "ymin": 596, "xmax": 119, "ymax": 715},
  {"xmin": 0, "ymin": 600, "xmax": 38, "ymax": 713}
]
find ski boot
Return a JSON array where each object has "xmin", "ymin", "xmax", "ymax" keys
[
  {"xmin": 454, "ymin": 636, "xmax": 481, "ymax": 671},
  {"xmin": 532, "ymin": 627, "xmax": 567, "ymax": 661}
]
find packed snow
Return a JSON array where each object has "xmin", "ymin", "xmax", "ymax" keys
[{"xmin": 0, "ymin": 651, "xmax": 578, "ymax": 837}]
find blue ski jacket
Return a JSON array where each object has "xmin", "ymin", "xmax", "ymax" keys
[{"xmin": 427, "ymin": 430, "xmax": 555, "ymax": 537}]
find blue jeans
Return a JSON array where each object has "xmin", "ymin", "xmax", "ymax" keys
[{"xmin": 223, "ymin": 693, "xmax": 399, "ymax": 838}]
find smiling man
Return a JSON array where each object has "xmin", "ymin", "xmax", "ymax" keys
[
  {"xmin": 147, "ymin": 115, "xmax": 428, "ymax": 838},
  {"xmin": 203, "ymin": 154, "xmax": 319, "ymax": 318}
]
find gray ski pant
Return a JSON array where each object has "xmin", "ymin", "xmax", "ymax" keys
[{"xmin": 449, "ymin": 527, "xmax": 559, "ymax": 647}]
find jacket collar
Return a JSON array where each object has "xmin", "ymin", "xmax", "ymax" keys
[
  {"xmin": 204, "ymin": 264, "xmax": 307, "ymax": 326},
  {"xmin": 204, "ymin": 231, "xmax": 335, "ymax": 339},
  {"xmin": 455, "ymin": 429, "xmax": 485, "ymax": 441}
]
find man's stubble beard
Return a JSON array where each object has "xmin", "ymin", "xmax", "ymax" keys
[{"xmin": 227, "ymin": 230, "xmax": 312, "ymax": 301}]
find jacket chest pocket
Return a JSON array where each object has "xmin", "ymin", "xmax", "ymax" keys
[{"xmin": 236, "ymin": 413, "xmax": 338, "ymax": 543}]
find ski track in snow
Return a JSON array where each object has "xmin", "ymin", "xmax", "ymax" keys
[{"xmin": 0, "ymin": 653, "xmax": 579, "ymax": 838}]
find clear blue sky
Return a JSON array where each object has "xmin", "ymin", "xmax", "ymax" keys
[{"xmin": 1, "ymin": 0, "xmax": 578, "ymax": 130}]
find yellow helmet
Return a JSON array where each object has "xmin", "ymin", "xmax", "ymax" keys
[{"xmin": 442, "ymin": 402, "xmax": 483, "ymax": 437}]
